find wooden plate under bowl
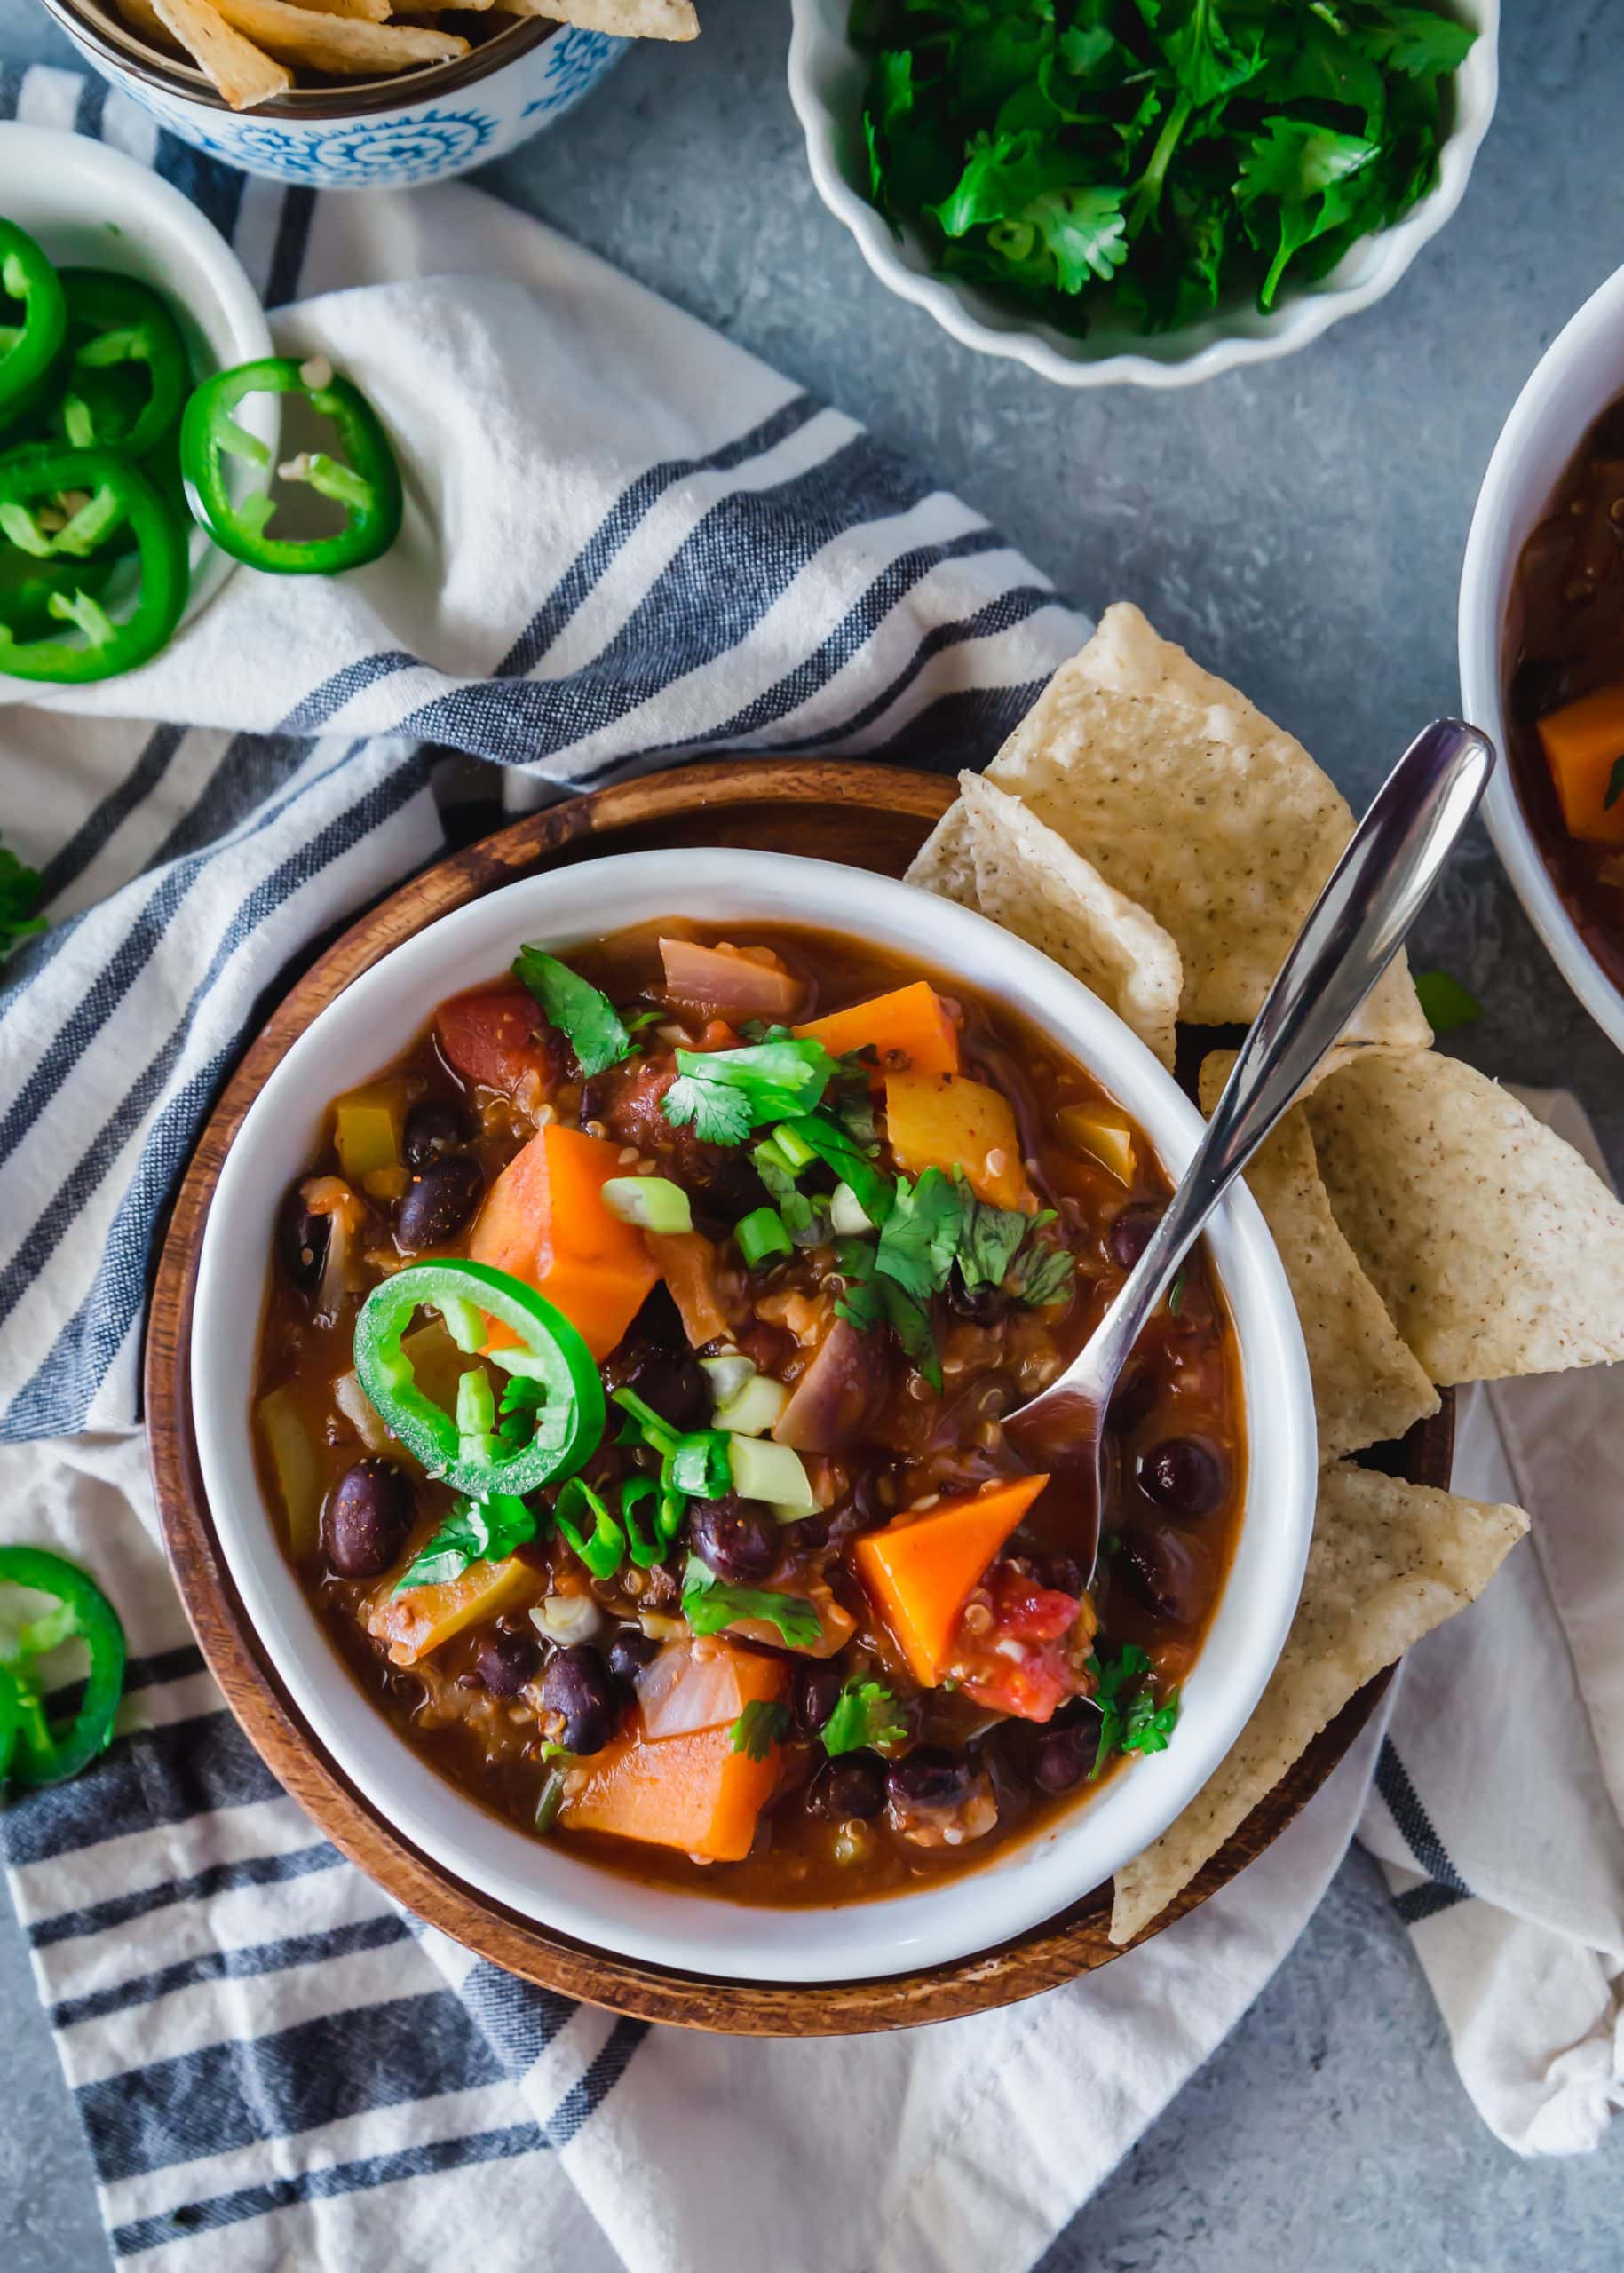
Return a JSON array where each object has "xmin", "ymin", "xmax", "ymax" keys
[{"xmin": 145, "ymin": 757, "xmax": 1453, "ymax": 2036}]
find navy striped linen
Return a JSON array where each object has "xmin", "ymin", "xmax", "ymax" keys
[{"xmin": 0, "ymin": 67, "xmax": 1091, "ymax": 2268}]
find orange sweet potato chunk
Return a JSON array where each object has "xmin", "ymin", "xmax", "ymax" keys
[
  {"xmin": 853, "ymin": 1473, "xmax": 1050, "ymax": 1685},
  {"xmin": 884, "ymin": 1069, "xmax": 1034, "ymax": 1210},
  {"xmin": 561, "ymin": 1651, "xmax": 788, "ymax": 1861},
  {"xmin": 469, "ymin": 1123, "xmax": 658, "ymax": 1361},
  {"xmin": 796, "ymin": 981, "xmax": 960, "ymax": 1077},
  {"xmin": 1537, "ymin": 685, "xmax": 1624, "ymax": 847}
]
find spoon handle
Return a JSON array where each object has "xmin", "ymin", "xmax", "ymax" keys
[{"xmin": 1081, "ymin": 717, "xmax": 1494, "ymax": 1396}]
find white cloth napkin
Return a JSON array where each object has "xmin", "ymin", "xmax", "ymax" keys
[
  {"xmin": 4, "ymin": 63, "xmax": 1623, "ymax": 2273},
  {"xmin": 1355, "ymin": 1094, "xmax": 1624, "ymax": 2158}
]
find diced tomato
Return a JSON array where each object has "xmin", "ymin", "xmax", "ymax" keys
[
  {"xmin": 947, "ymin": 1562, "xmax": 1088, "ymax": 1723},
  {"xmin": 435, "ymin": 986, "xmax": 555, "ymax": 1094}
]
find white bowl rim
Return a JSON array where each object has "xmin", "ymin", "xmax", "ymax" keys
[
  {"xmin": 191, "ymin": 847, "xmax": 1316, "ymax": 1984},
  {"xmin": 0, "ymin": 123, "xmax": 274, "ymax": 674},
  {"xmin": 1459, "ymin": 257, "xmax": 1624, "ymax": 1055},
  {"xmin": 786, "ymin": 0, "xmax": 1500, "ymax": 391}
]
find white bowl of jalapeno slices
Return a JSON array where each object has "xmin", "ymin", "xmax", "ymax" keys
[{"xmin": 192, "ymin": 847, "xmax": 1314, "ymax": 1984}]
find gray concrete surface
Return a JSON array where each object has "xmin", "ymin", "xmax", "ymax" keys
[{"xmin": 4, "ymin": 0, "xmax": 1624, "ymax": 2264}]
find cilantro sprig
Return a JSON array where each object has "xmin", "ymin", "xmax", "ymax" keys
[
  {"xmin": 394, "ymin": 1494, "xmax": 536, "ymax": 1594},
  {"xmin": 681, "ymin": 1556, "xmax": 824, "ymax": 1651},
  {"xmin": 663, "ymin": 1036, "xmax": 839, "ymax": 1145},
  {"xmin": 1087, "ymin": 1642, "xmax": 1181, "ymax": 1778},
  {"xmin": 820, "ymin": 1677, "xmax": 906, "ymax": 1756},
  {"xmin": 512, "ymin": 944, "xmax": 635, "ymax": 1079},
  {"xmin": 853, "ymin": 0, "xmax": 1477, "ymax": 340},
  {"xmin": 730, "ymin": 1698, "xmax": 793, "ymax": 1761}
]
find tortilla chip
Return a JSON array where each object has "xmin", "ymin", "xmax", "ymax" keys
[
  {"xmin": 1303, "ymin": 1051, "xmax": 1624, "ymax": 1382},
  {"xmin": 906, "ymin": 800, "xmax": 979, "ymax": 909},
  {"xmin": 280, "ymin": 0, "xmax": 392, "ymax": 19},
  {"xmin": 496, "ymin": 0, "xmax": 699, "ymax": 33},
  {"xmin": 1110, "ymin": 1464, "xmax": 1527, "ymax": 1944},
  {"xmin": 979, "ymin": 605, "xmax": 1431, "ymax": 1041},
  {"xmin": 961, "ymin": 773, "xmax": 1182, "ymax": 1069},
  {"xmin": 151, "ymin": 0, "xmax": 291, "ymax": 105},
  {"xmin": 212, "ymin": 0, "xmax": 466, "ymax": 67},
  {"xmin": 1200, "ymin": 1053, "xmax": 1438, "ymax": 1460}
]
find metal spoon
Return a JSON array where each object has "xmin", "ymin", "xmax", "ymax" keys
[{"xmin": 1002, "ymin": 717, "xmax": 1495, "ymax": 1570}]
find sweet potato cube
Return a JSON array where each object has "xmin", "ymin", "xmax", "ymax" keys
[
  {"xmin": 796, "ymin": 981, "xmax": 960, "ymax": 1077},
  {"xmin": 365, "ymin": 1554, "xmax": 534, "ymax": 1667},
  {"xmin": 1536, "ymin": 684, "xmax": 1624, "ymax": 846},
  {"xmin": 470, "ymin": 1122, "xmax": 658, "ymax": 1360},
  {"xmin": 562, "ymin": 1651, "xmax": 788, "ymax": 1862},
  {"xmin": 853, "ymin": 1473, "xmax": 1050, "ymax": 1685},
  {"xmin": 885, "ymin": 1070, "xmax": 1034, "ymax": 1210}
]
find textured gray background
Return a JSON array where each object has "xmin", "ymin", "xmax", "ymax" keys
[{"xmin": 4, "ymin": 0, "xmax": 1624, "ymax": 2264}]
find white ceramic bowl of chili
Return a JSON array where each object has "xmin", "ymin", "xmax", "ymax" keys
[
  {"xmin": 1459, "ymin": 257, "xmax": 1624, "ymax": 1056},
  {"xmin": 191, "ymin": 847, "xmax": 1315, "ymax": 1984}
]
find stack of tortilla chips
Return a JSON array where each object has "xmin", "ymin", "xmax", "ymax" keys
[
  {"xmin": 122, "ymin": 0, "xmax": 697, "ymax": 115},
  {"xmin": 909, "ymin": 602, "xmax": 1624, "ymax": 1945}
]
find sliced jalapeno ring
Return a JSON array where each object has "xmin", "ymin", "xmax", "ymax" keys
[
  {"xmin": 353, "ymin": 1260, "xmax": 605, "ymax": 1500},
  {"xmin": 179, "ymin": 354, "xmax": 402, "ymax": 575},
  {"xmin": 0, "ymin": 447, "xmax": 187, "ymax": 684},
  {"xmin": 46, "ymin": 269, "xmax": 191, "ymax": 460},
  {"xmin": 0, "ymin": 1546, "xmax": 127, "ymax": 1787},
  {"xmin": 0, "ymin": 220, "xmax": 67, "ymax": 434}
]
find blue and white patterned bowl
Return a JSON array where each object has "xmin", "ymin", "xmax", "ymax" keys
[{"xmin": 38, "ymin": 0, "xmax": 626, "ymax": 188}]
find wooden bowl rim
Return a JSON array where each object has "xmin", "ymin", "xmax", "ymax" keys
[{"xmin": 144, "ymin": 755, "xmax": 1446, "ymax": 2036}]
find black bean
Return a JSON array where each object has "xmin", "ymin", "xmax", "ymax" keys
[
  {"xmin": 1107, "ymin": 1203, "xmax": 1163, "ymax": 1272},
  {"xmin": 616, "ymin": 1344, "xmax": 709, "ymax": 1433},
  {"xmin": 403, "ymin": 1097, "xmax": 473, "ymax": 1168},
  {"xmin": 690, "ymin": 1495, "xmax": 779, "ymax": 1583},
  {"xmin": 885, "ymin": 1746, "xmax": 970, "ymax": 1810},
  {"xmin": 794, "ymin": 1662, "xmax": 845, "ymax": 1738},
  {"xmin": 606, "ymin": 1627, "xmax": 659, "ymax": 1683},
  {"xmin": 1119, "ymin": 1527, "xmax": 1201, "ymax": 1625},
  {"xmin": 946, "ymin": 1277, "xmax": 1013, "ymax": 1325},
  {"xmin": 395, "ymin": 1154, "xmax": 484, "ymax": 1252},
  {"xmin": 323, "ymin": 1459, "xmax": 411, "ymax": 1580},
  {"xmin": 1034, "ymin": 1555, "xmax": 1086, "ymax": 1599},
  {"xmin": 807, "ymin": 1754, "xmax": 886, "ymax": 1821},
  {"xmin": 476, "ymin": 1628, "xmax": 539, "ymax": 1697},
  {"xmin": 538, "ymin": 1644, "xmax": 622, "ymax": 1755},
  {"xmin": 1138, "ymin": 1437, "xmax": 1226, "ymax": 1518},
  {"xmin": 278, "ymin": 1188, "xmax": 329, "ymax": 1291},
  {"xmin": 1030, "ymin": 1719, "xmax": 1090, "ymax": 1794}
]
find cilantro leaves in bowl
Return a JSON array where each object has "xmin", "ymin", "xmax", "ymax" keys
[{"xmin": 849, "ymin": 0, "xmax": 1479, "ymax": 345}]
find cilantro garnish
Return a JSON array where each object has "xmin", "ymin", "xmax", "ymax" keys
[
  {"xmin": 496, "ymin": 1374, "xmax": 546, "ymax": 1450},
  {"xmin": 874, "ymin": 1166, "xmax": 961, "ymax": 1302},
  {"xmin": 663, "ymin": 1037, "xmax": 838, "ymax": 1147},
  {"xmin": 820, "ymin": 1677, "xmax": 906, "ymax": 1757},
  {"xmin": 512, "ymin": 944, "xmax": 634, "ymax": 1079},
  {"xmin": 853, "ymin": 0, "xmax": 1477, "ymax": 338},
  {"xmin": 394, "ymin": 1495, "xmax": 536, "ymax": 1594},
  {"xmin": 1087, "ymin": 1642, "xmax": 1180, "ymax": 1778},
  {"xmin": 754, "ymin": 1137, "xmax": 835, "ymax": 1247},
  {"xmin": 1010, "ymin": 1237, "xmax": 1075, "ymax": 1310},
  {"xmin": 1413, "ymin": 969, "xmax": 1483, "ymax": 1033},
  {"xmin": 955, "ymin": 1179, "xmax": 1030, "ymax": 1291},
  {"xmin": 781, "ymin": 1112, "xmax": 895, "ymax": 1223},
  {"xmin": 681, "ymin": 1556, "xmax": 823, "ymax": 1651},
  {"xmin": 0, "ymin": 837, "xmax": 46, "ymax": 966},
  {"xmin": 835, "ymin": 1236, "xmax": 943, "ymax": 1391},
  {"xmin": 729, "ymin": 1699, "xmax": 793, "ymax": 1761}
]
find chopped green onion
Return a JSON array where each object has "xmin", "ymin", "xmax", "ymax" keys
[{"xmin": 736, "ymin": 1207, "xmax": 793, "ymax": 1267}]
